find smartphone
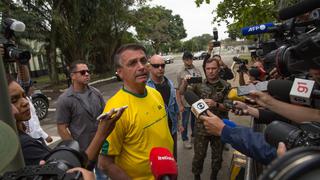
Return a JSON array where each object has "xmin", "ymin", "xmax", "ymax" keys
[
  {"xmin": 187, "ymin": 77, "xmax": 202, "ymax": 84},
  {"xmin": 237, "ymin": 84, "xmax": 256, "ymax": 96},
  {"xmin": 96, "ymin": 105, "xmax": 128, "ymax": 121},
  {"xmin": 237, "ymin": 81, "xmax": 269, "ymax": 96},
  {"xmin": 255, "ymin": 81, "xmax": 268, "ymax": 91}
]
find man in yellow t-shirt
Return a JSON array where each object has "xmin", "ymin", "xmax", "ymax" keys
[{"xmin": 98, "ymin": 44, "xmax": 173, "ymax": 180}]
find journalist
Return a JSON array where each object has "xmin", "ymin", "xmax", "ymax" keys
[
  {"xmin": 233, "ymin": 101, "xmax": 291, "ymax": 124},
  {"xmin": 6, "ymin": 74, "xmax": 125, "ymax": 167},
  {"xmin": 199, "ymin": 110, "xmax": 277, "ymax": 165},
  {"xmin": 249, "ymin": 91, "xmax": 320, "ymax": 123}
]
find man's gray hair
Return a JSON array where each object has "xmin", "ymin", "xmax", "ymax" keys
[{"xmin": 114, "ymin": 43, "xmax": 147, "ymax": 68}]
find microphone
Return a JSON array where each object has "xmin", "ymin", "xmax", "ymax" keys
[
  {"xmin": 149, "ymin": 147, "xmax": 177, "ymax": 180},
  {"xmin": 267, "ymin": 79, "xmax": 293, "ymax": 103},
  {"xmin": 184, "ymin": 90, "xmax": 209, "ymax": 118},
  {"xmin": 228, "ymin": 88, "xmax": 246, "ymax": 102},
  {"xmin": 213, "ymin": 27, "xmax": 218, "ymax": 41},
  {"xmin": 267, "ymin": 79, "xmax": 320, "ymax": 106},
  {"xmin": 184, "ymin": 91, "xmax": 237, "ymax": 127},
  {"xmin": 278, "ymin": 0, "xmax": 320, "ymax": 20},
  {"xmin": 241, "ymin": 22, "xmax": 275, "ymax": 36}
]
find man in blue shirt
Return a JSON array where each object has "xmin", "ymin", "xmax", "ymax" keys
[
  {"xmin": 147, "ymin": 54, "xmax": 182, "ymax": 159},
  {"xmin": 199, "ymin": 110, "xmax": 277, "ymax": 165}
]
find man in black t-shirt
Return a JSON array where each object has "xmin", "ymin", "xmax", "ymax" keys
[{"xmin": 146, "ymin": 55, "xmax": 181, "ymax": 160}]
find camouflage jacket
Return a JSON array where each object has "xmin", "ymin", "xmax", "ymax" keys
[{"xmin": 189, "ymin": 78, "xmax": 231, "ymax": 136}]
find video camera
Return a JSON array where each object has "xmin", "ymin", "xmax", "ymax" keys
[
  {"xmin": 265, "ymin": 121, "xmax": 320, "ymax": 150},
  {"xmin": 241, "ymin": 3, "xmax": 320, "ymax": 77},
  {"xmin": 232, "ymin": 57, "xmax": 248, "ymax": 73},
  {"xmin": 1, "ymin": 18, "xmax": 31, "ymax": 65},
  {"xmin": 1, "ymin": 140, "xmax": 87, "ymax": 180}
]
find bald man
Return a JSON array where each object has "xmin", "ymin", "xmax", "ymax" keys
[{"xmin": 146, "ymin": 55, "xmax": 181, "ymax": 160}]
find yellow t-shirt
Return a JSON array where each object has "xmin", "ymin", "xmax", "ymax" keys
[{"xmin": 101, "ymin": 86, "xmax": 173, "ymax": 180}]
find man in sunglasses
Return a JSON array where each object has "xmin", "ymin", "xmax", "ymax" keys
[
  {"xmin": 146, "ymin": 54, "xmax": 182, "ymax": 160},
  {"xmin": 55, "ymin": 61, "xmax": 107, "ymax": 179}
]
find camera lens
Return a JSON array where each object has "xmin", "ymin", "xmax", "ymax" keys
[
  {"xmin": 259, "ymin": 146, "xmax": 320, "ymax": 180},
  {"xmin": 265, "ymin": 121, "xmax": 302, "ymax": 149}
]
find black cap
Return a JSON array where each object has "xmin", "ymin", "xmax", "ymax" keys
[{"xmin": 183, "ymin": 51, "xmax": 193, "ymax": 60}]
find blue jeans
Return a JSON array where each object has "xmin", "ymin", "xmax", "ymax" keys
[{"xmin": 181, "ymin": 107, "xmax": 195, "ymax": 141}]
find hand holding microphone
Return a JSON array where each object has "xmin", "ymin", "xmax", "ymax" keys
[
  {"xmin": 249, "ymin": 91, "xmax": 275, "ymax": 108},
  {"xmin": 232, "ymin": 101, "xmax": 250, "ymax": 115},
  {"xmin": 199, "ymin": 110, "xmax": 225, "ymax": 136}
]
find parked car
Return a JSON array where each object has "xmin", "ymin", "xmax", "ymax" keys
[
  {"xmin": 31, "ymin": 90, "xmax": 49, "ymax": 120},
  {"xmin": 163, "ymin": 55, "xmax": 174, "ymax": 64},
  {"xmin": 193, "ymin": 51, "xmax": 208, "ymax": 60}
]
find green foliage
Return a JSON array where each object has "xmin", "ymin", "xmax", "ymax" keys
[
  {"xmin": 134, "ymin": 6, "xmax": 186, "ymax": 53},
  {"xmin": 182, "ymin": 33, "xmax": 213, "ymax": 52},
  {"xmin": 195, "ymin": 0, "xmax": 277, "ymax": 39},
  {"xmin": 2, "ymin": 0, "xmax": 145, "ymax": 82}
]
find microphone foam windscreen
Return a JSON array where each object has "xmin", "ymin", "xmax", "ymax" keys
[
  {"xmin": 228, "ymin": 88, "xmax": 246, "ymax": 102},
  {"xmin": 150, "ymin": 147, "xmax": 177, "ymax": 180},
  {"xmin": 184, "ymin": 90, "xmax": 200, "ymax": 105},
  {"xmin": 267, "ymin": 79, "xmax": 293, "ymax": 103}
]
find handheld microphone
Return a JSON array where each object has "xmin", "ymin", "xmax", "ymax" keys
[
  {"xmin": 213, "ymin": 27, "xmax": 218, "ymax": 41},
  {"xmin": 184, "ymin": 91, "xmax": 237, "ymax": 127},
  {"xmin": 241, "ymin": 22, "xmax": 275, "ymax": 36},
  {"xmin": 267, "ymin": 79, "xmax": 320, "ymax": 106},
  {"xmin": 184, "ymin": 90, "xmax": 209, "ymax": 118},
  {"xmin": 149, "ymin": 147, "xmax": 177, "ymax": 180},
  {"xmin": 227, "ymin": 88, "xmax": 246, "ymax": 102},
  {"xmin": 278, "ymin": 0, "xmax": 320, "ymax": 20}
]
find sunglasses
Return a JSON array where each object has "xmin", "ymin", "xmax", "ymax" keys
[
  {"xmin": 73, "ymin": 70, "xmax": 90, "ymax": 75},
  {"xmin": 150, "ymin": 63, "xmax": 166, "ymax": 68}
]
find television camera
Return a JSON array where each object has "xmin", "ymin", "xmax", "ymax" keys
[{"xmin": 1, "ymin": 18, "xmax": 31, "ymax": 65}]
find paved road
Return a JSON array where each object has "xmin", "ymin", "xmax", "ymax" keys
[{"xmin": 40, "ymin": 50, "xmax": 251, "ymax": 180}]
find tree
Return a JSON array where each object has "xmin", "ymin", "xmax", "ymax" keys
[
  {"xmin": 195, "ymin": 0, "xmax": 277, "ymax": 39},
  {"xmin": 3, "ymin": 0, "xmax": 146, "ymax": 83},
  {"xmin": 182, "ymin": 34, "xmax": 214, "ymax": 52},
  {"xmin": 134, "ymin": 6, "xmax": 186, "ymax": 54}
]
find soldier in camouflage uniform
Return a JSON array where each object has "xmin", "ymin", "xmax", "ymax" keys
[{"xmin": 179, "ymin": 57, "xmax": 231, "ymax": 180}]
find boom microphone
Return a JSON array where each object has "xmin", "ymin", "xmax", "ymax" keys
[
  {"xmin": 278, "ymin": 0, "xmax": 320, "ymax": 20},
  {"xmin": 149, "ymin": 147, "xmax": 177, "ymax": 180},
  {"xmin": 241, "ymin": 23, "xmax": 275, "ymax": 36}
]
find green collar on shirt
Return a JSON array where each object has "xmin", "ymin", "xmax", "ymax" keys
[{"xmin": 122, "ymin": 86, "xmax": 147, "ymax": 98}]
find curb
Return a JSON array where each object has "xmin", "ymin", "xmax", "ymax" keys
[{"xmin": 41, "ymin": 76, "xmax": 117, "ymax": 93}]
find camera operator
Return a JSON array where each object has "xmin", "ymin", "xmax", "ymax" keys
[
  {"xmin": 211, "ymin": 54, "xmax": 234, "ymax": 81},
  {"xmin": 179, "ymin": 57, "xmax": 231, "ymax": 180}
]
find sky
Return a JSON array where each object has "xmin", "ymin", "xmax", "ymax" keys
[{"xmin": 148, "ymin": 0, "xmax": 229, "ymax": 41}]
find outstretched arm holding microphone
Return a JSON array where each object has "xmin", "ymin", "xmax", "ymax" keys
[
  {"xmin": 199, "ymin": 110, "xmax": 277, "ymax": 165},
  {"xmin": 249, "ymin": 91, "xmax": 320, "ymax": 123}
]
